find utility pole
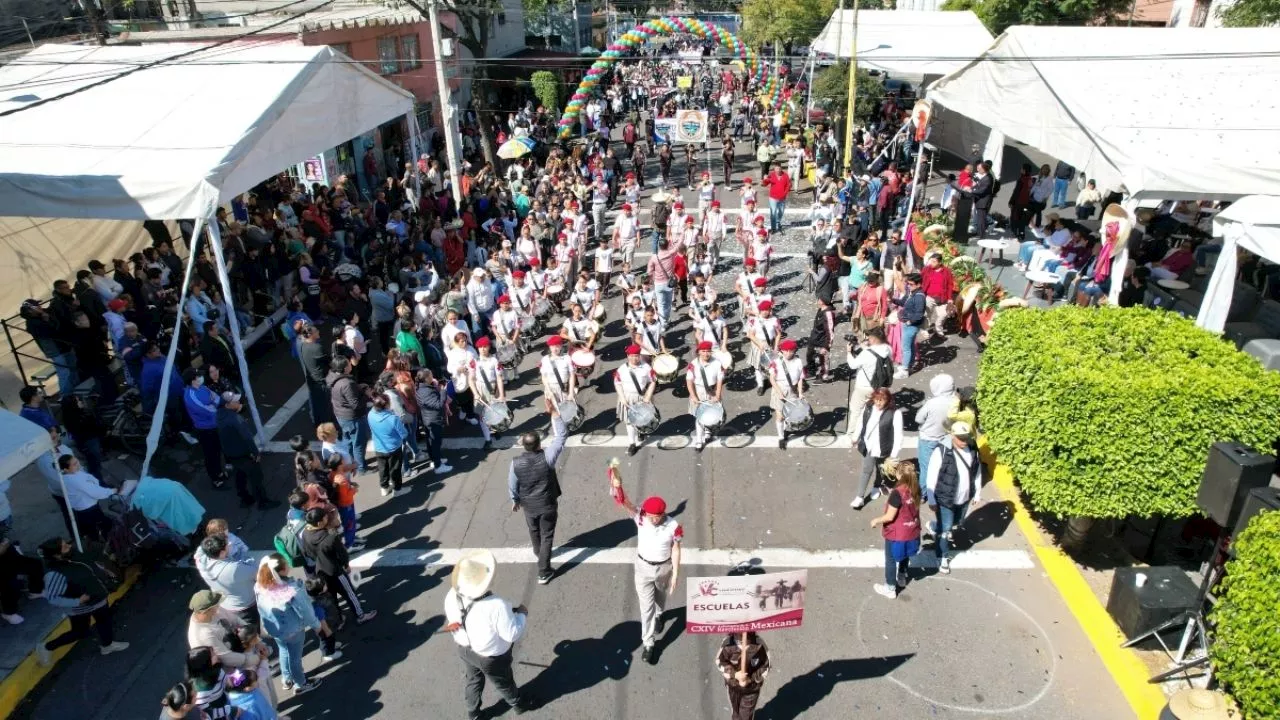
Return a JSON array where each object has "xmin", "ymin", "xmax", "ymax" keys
[
  {"xmin": 842, "ymin": 0, "xmax": 859, "ymax": 171},
  {"xmin": 19, "ymin": 17, "xmax": 35, "ymax": 47},
  {"xmin": 427, "ymin": 0, "xmax": 464, "ymax": 206}
]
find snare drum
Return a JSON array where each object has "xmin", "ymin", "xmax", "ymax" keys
[
  {"xmin": 590, "ymin": 304, "xmax": 606, "ymax": 322},
  {"xmin": 557, "ymin": 399, "xmax": 585, "ymax": 431},
  {"xmin": 481, "ymin": 401, "xmax": 513, "ymax": 434},
  {"xmin": 570, "ymin": 349, "xmax": 597, "ymax": 379},
  {"xmin": 653, "ymin": 353, "xmax": 680, "ymax": 383},
  {"xmin": 694, "ymin": 401, "xmax": 725, "ymax": 432},
  {"xmin": 756, "ymin": 349, "xmax": 778, "ymax": 378},
  {"xmin": 532, "ymin": 296, "xmax": 552, "ymax": 318},
  {"xmin": 714, "ymin": 349, "xmax": 735, "ymax": 375},
  {"xmin": 782, "ymin": 397, "xmax": 814, "ymax": 432},
  {"xmin": 547, "ymin": 284, "xmax": 566, "ymax": 303},
  {"xmin": 625, "ymin": 401, "xmax": 661, "ymax": 435},
  {"xmin": 496, "ymin": 341, "xmax": 520, "ymax": 366}
]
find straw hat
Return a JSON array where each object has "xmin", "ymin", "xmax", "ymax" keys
[
  {"xmin": 1099, "ymin": 203, "xmax": 1134, "ymax": 249},
  {"xmin": 451, "ymin": 549, "xmax": 497, "ymax": 599},
  {"xmin": 1166, "ymin": 689, "xmax": 1231, "ymax": 720},
  {"xmin": 651, "ymin": 190, "xmax": 673, "ymax": 203}
]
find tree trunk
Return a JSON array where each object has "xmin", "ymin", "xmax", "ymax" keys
[
  {"xmin": 472, "ymin": 63, "xmax": 498, "ymax": 169},
  {"xmin": 1061, "ymin": 516, "xmax": 1095, "ymax": 551}
]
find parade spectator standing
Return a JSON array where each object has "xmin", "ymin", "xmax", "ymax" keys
[
  {"xmin": 924, "ymin": 422, "xmax": 984, "ymax": 574},
  {"xmin": 0, "ymin": 482, "xmax": 44, "ymax": 625},
  {"xmin": 508, "ymin": 413, "xmax": 568, "ymax": 585},
  {"xmin": 761, "ymin": 165, "xmax": 791, "ymax": 233},
  {"xmin": 183, "ymin": 368, "xmax": 227, "ymax": 491},
  {"xmin": 195, "ymin": 532, "xmax": 260, "ymax": 628},
  {"xmin": 328, "ymin": 357, "xmax": 370, "ymax": 474},
  {"xmin": 443, "ymin": 549, "xmax": 531, "ymax": 719},
  {"xmin": 299, "ymin": 507, "xmax": 376, "ymax": 625},
  {"xmin": 869, "ymin": 461, "xmax": 923, "ymax": 599},
  {"xmin": 216, "ymin": 391, "xmax": 276, "ymax": 510},
  {"xmin": 845, "ymin": 328, "xmax": 894, "ymax": 439},
  {"xmin": 915, "ymin": 374, "xmax": 956, "ymax": 485},
  {"xmin": 851, "ymin": 388, "xmax": 905, "ymax": 509},
  {"xmin": 368, "ymin": 394, "xmax": 408, "ymax": 497},
  {"xmin": 36, "ymin": 537, "xmax": 128, "ymax": 664},
  {"xmin": 254, "ymin": 553, "xmax": 323, "ymax": 695},
  {"xmin": 298, "ymin": 325, "xmax": 333, "ymax": 426}
]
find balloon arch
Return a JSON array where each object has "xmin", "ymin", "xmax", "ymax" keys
[{"xmin": 556, "ymin": 17, "xmax": 784, "ymax": 139}]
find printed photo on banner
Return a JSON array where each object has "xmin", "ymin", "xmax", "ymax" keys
[{"xmin": 685, "ymin": 569, "xmax": 807, "ymax": 634}]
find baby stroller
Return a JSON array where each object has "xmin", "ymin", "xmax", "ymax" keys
[{"xmin": 102, "ymin": 492, "xmax": 193, "ymax": 570}]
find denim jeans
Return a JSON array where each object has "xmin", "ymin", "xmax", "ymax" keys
[
  {"xmin": 402, "ymin": 417, "xmax": 421, "ymax": 457},
  {"xmin": 36, "ymin": 341, "xmax": 78, "ymax": 395},
  {"xmin": 768, "ymin": 198, "xmax": 785, "ymax": 232},
  {"xmin": 276, "ymin": 631, "xmax": 307, "ymax": 687},
  {"xmin": 1018, "ymin": 240, "xmax": 1040, "ymax": 266},
  {"xmin": 1195, "ymin": 243, "xmax": 1222, "ymax": 268},
  {"xmin": 338, "ymin": 416, "xmax": 370, "ymax": 472},
  {"xmin": 1051, "ymin": 178, "xmax": 1069, "ymax": 207},
  {"xmin": 655, "ymin": 283, "xmax": 675, "ymax": 325},
  {"xmin": 916, "ymin": 439, "xmax": 939, "ymax": 497},
  {"xmin": 78, "ymin": 436, "xmax": 105, "ymax": 481},
  {"xmin": 936, "ymin": 502, "xmax": 969, "ymax": 558},
  {"xmin": 884, "ymin": 541, "xmax": 909, "ymax": 587},
  {"xmin": 900, "ymin": 324, "xmax": 920, "ymax": 371},
  {"xmin": 338, "ymin": 504, "xmax": 357, "ymax": 547},
  {"xmin": 424, "ymin": 423, "xmax": 444, "ymax": 465}
]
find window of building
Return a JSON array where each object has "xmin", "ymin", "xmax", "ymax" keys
[
  {"xmin": 331, "ymin": 42, "xmax": 351, "ymax": 57},
  {"xmin": 378, "ymin": 37, "xmax": 399, "ymax": 75},
  {"xmin": 498, "ymin": 12, "xmax": 507, "ymax": 25},
  {"xmin": 400, "ymin": 34, "xmax": 421, "ymax": 71}
]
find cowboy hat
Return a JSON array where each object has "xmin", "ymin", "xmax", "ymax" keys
[
  {"xmin": 1166, "ymin": 689, "xmax": 1231, "ymax": 720},
  {"xmin": 650, "ymin": 190, "xmax": 673, "ymax": 203},
  {"xmin": 451, "ymin": 549, "xmax": 497, "ymax": 599},
  {"xmin": 1099, "ymin": 203, "xmax": 1134, "ymax": 250}
]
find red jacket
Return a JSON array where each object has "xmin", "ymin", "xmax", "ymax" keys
[
  {"xmin": 920, "ymin": 265, "xmax": 956, "ymax": 303},
  {"xmin": 763, "ymin": 171, "xmax": 791, "ymax": 201}
]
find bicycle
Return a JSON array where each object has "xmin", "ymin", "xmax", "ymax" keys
[{"xmin": 98, "ymin": 389, "xmax": 171, "ymax": 456}]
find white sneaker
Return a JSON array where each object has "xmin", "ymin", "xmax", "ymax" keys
[
  {"xmin": 872, "ymin": 583, "xmax": 897, "ymax": 599},
  {"xmin": 869, "ymin": 488, "xmax": 882, "ymax": 501},
  {"xmin": 893, "ymin": 368, "xmax": 909, "ymax": 379},
  {"xmin": 434, "ymin": 463, "xmax": 453, "ymax": 475},
  {"xmin": 849, "ymin": 496, "xmax": 865, "ymax": 509},
  {"xmin": 939, "ymin": 557, "xmax": 951, "ymax": 574},
  {"xmin": 179, "ymin": 431, "xmax": 198, "ymax": 445},
  {"xmin": 100, "ymin": 641, "xmax": 129, "ymax": 656},
  {"xmin": 465, "ymin": 417, "xmax": 479, "ymax": 426},
  {"xmin": 380, "ymin": 487, "xmax": 390, "ymax": 497},
  {"xmin": 2, "ymin": 613, "xmax": 23, "ymax": 625},
  {"xmin": 35, "ymin": 643, "xmax": 51, "ymax": 666},
  {"xmin": 322, "ymin": 650, "xmax": 344, "ymax": 663}
]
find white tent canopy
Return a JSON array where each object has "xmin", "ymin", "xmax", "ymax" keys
[
  {"xmin": 0, "ymin": 42, "xmax": 415, "ymax": 220},
  {"xmin": 926, "ymin": 26, "xmax": 1280, "ymax": 202},
  {"xmin": 810, "ymin": 10, "xmax": 994, "ymax": 78},
  {"xmin": 1197, "ymin": 196, "xmax": 1280, "ymax": 332},
  {"xmin": 0, "ymin": 409, "xmax": 54, "ymax": 482}
]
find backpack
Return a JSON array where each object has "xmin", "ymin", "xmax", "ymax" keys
[
  {"xmin": 868, "ymin": 350, "xmax": 894, "ymax": 390},
  {"xmin": 273, "ymin": 517, "xmax": 307, "ymax": 568}
]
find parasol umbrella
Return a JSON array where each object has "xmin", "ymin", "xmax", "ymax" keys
[{"xmin": 497, "ymin": 136, "xmax": 537, "ymax": 160}]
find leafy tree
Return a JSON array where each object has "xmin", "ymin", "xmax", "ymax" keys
[
  {"xmin": 942, "ymin": 0, "xmax": 1135, "ymax": 35},
  {"xmin": 1211, "ymin": 508, "xmax": 1280, "ymax": 720},
  {"xmin": 740, "ymin": 0, "xmax": 836, "ymax": 52},
  {"xmin": 811, "ymin": 61, "xmax": 880, "ymax": 125},
  {"xmin": 530, "ymin": 70, "xmax": 560, "ymax": 115},
  {"xmin": 1218, "ymin": 0, "xmax": 1280, "ymax": 26}
]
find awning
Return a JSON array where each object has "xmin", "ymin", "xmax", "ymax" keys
[
  {"xmin": 1197, "ymin": 196, "xmax": 1280, "ymax": 333},
  {"xmin": 809, "ymin": 10, "xmax": 994, "ymax": 78}
]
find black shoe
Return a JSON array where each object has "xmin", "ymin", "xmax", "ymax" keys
[
  {"xmin": 778, "ymin": 436, "xmax": 787, "ymax": 450},
  {"xmin": 755, "ymin": 386, "xmax": 766, "ymax": 396},
  {"xmin": 483, "ymin": 440, "xmax": 492, "ymax": 450},
  {"xmin": 627, "ymin": 443, "xmax": 638, "ymax": 456},
  {"xmin": 641, "ymin": 645, "xmax": 653, "ymax": 664},
  {"xmin": 257, "ymin": 499, "xmax": 282, "ymax": 511},
  {"xmin": 238, "ymin": 496, "xmax": 254, "ymax": 508},
  {"xmin": 537, "ymin": 570, "xmax": 553, "ymax": 585}
]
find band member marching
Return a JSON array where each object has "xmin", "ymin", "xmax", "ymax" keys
[
  {"xmin": 748, "ymin": 300, "xmax": 781, "ymax": 395},
  {"xmin": 470, "ymin": 337, "xmax": 505, "ymax": 447},
  {"xmin": 750, "ymin": 228, "xmax": 775, "ymax": 278},
  {"xmin": 770, "ymin": 338, "xmax": 806, "ymax": 449},
  {"xmin": 716, "ymin": 632, "xmax": 771, "ymax": 720},
  {"xmin": 697, "ymin": 171, "xmax": 717, "ymax": 219},
  {"xmin": 594, "ymin": 237, "xmax": 617, "ymax": 294},
  {"xmin": 540, "ymin": 336, "xmax": 577, "ymax": 414},
  {"xmin": 507, "ymin": 271, "xmax": 536, "ymax": 327},
  {"xmin": 633, "ymin": 306, "xmax": 668, "ymax": 359},
  {"xmin": 607, "ymin": 470, "xmax": 682, "ymax": 666},
  {"xmin": 492, "ymin": 294, "xmax": 523, "ymax": 355},
  {"xmin": 614, "ymin": 344, "xmax": 656, "ymax": 456},
  {"xmin": 613, "ymin": 203, "xmax": 640, "ymax": 268},
  {"xmin": 695, "ymin": 303, "xmax": 729, "ymax": 351},
  {"xmin": 735, "ymin": 258, "xmax": 762, "ymax": 317},
  {"xmin": 703, "ymin": 199, "xmax": 727, "ymax": 270},
  {"xmin": 687, "ymin": 341, "xmax": 725, "ymax": 452},
  {"xmin": 561, "ymin": 302, "xmax": 600, "ymax": 352},
  {"xmin": 569, "ymin": 273, "xmax": 602, "ymax": 323},
  {"xmin": 737, "ymin": 199, "xmax": 764, "ymax": 254},
  {"xmin": 446, "ymin": 333, "xmax": 484, "ymax": 429}
]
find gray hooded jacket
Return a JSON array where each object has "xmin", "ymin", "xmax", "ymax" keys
[{"xmin": 915, "ymin": 374, "xmax": 955, "ymax": 443}]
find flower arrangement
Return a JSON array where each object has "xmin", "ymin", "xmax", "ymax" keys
[{"xmin": 910, "ymin": 211, "xmax": 1014, "ymax": 326}]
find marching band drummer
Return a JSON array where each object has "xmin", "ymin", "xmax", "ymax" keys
[
  {"xmin": 539, "ymin": 336, "xmax": 577, "ymax": 414},
  {"xmin": 747, "ymin": 300, "xmax": 782, "ymax": 396},
  {"xmin": 744, "ymin": 277, "xmax": 772, "ymax": 321},
  {"xmin": 614, "ymin": 344, "xmax": 657, "ymax": 457},
  {"xmin": 686, "ymin": 340, "xmax": 725, "ymax": 453},
  {"xmin": 697, "ymin": 171, "xmax": 717, "ymax": 219},
  {"xmin": 668, "ymin": 201, "xmax": 689, "ymax": 243},
  {"xmin": 769, "ymin": 338, "xmax": 807, "ymax": 450},
  {"xmin": 515, "ymin": 223, "xmax": 540, "ymax": 267},
  {"xmin": 734, "ymin": 258, "xmax": 762, "ymax": 316},
  {"xmin": 633, "ymin": 306, "xmax": 668, "ymax": 359},
  {"xmin": 569, "ymin": 273, "xmax": 601, "ymax": 320},
  {"xmin": 688, "ymin": 282, "xmax": 715, "ymax": 323},
  {"xmin": 702, "ymin": 200, "xmax": 727, "ymax": 270},
  {"xmin": 446, "ymin": 333, "xmax": 482, "ymax": 427},
  {"xmin": 492, "ymin": 295, "xmax": 523, "ymax": 353},
  {"xmin": 527, "ymin": 257, "xmax": 548, "ymax": 299},
  {"xmin": 694, "ymin": 303, "xmax": 729, "ymax": 352},
  {"xmin": 543, "ymin": 256, "xmax": 567, "ymax": 301},
  {"xmin": 507, "ymin": 270, "xmax": 536, "ymax": 326},
  {"xmin": 613, "ymin": 203, "xmax": 640, "ymax": 268},
  {"xmin": 469, "ymin": 337, "xmax": 504, "ymax": 448},
  {"xmin": 624, "ymin": 294, "xmax": 648, "ymax": 336},
  {"xmin": 560, "ymin": 302, "xmax": 600, "ymax": 351},
  {"xmin": 616, "ymin": 260, "xmax": 639, "ymax": 298}
]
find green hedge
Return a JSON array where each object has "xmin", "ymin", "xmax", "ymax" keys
[
  {"xmin": 1210, "ymin": 508, "xmax": 1280, "ymax": 720},
  {"xmin": 976, "ymin": 306, "xmax": 1280, "ymax": 519}
]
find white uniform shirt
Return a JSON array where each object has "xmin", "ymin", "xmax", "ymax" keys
[
  {"xmin": 636, "ymin": 320, "xmax": 664, "ymax": 354},
  {"xmin": 571, "ymin": 286, "xmax": 596, "ymax": 311},
  {"xmin": 564, "ymin": 318, "xmax": 597, "ymax": 344},
  {"xmin": 444, "ymin": 592, "xmax": 526, "ymax": 657},
  {"xmin": 635, "ymin": 512, "xmax": 683, "ymax": 563},
  {"xmin": 749, "ymin": 315, "xmax": 780, "ymax": 347},
  {"xmin": 751, "ymin": 238, "xmax": 774, "ymax": 264},
  {"xmin": 704, "ymin": 212, "xmax": 726, "ymax": 241},
  {"xmin": 509, "ymin": 284, "xmax": 534, "ymax": 315},
  {"xmin": 540, "ymin": 354, "xmax": 573, "ymax": 396},
  {"xmin": 770, "ymin": 356, "xmax": 806, "ymax": 398},
  {"xmin": 446, "ymin": 346, "xmax": 478, "ymax": 393},
  {"xmin": 493, "ymin": 309, "xmax": 521, "ymax": 340},
  {"xmin": 553, "ymin": 243, "xmax": 575, "ymax": 268},
  {"xmin": 472, "ymin": 355, "xmax": 503, "ymax": 400},
  {"xmin": 614, "ymin": 363, "xmax": 655, "ymax": 403},
  {"xmin": 615, "ymin": 215, "xmax": 638, "ymax": 245},
  {"xmin": 595, "ymin": 247, "xmax": 615, "ymax": 273},
  {"xmin": 686, "ymin": 359, "xmax": 723, "ymax": 401},
  {"xmin": 695, "ymin": 316, "xmax": 727, "ymax": 347},
  {"xmin": 736, "ymin": 272, "xmax": 762, "ymax": 297}
]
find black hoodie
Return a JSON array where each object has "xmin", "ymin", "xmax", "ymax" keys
[{"xmin": 299, "ymin": 525, "xmax": 348, "ymax": 577}]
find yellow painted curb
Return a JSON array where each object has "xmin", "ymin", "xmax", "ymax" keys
[
  {"xmin": 989, "ymin": 461, "xmax": 1168, "ymax": 720},
  {"xmin": 0, "ymin": 565, "xmax": 141, "ymax": 720}
]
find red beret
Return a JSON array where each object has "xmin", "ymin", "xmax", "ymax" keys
[
  {"xmin": 674, "ymin": 201, "xmax": 684, "ymax": 209},
  {"xmin": 684, "ymin": 216, "xmax": 695, "ymax": 225},
  {"xmin": 547, "ymin": 336, "xmax": 563, "ymax": 346},
  {"xmin": 512, "ymin": 270, "xmax": 527, "ymax": 278},
  {"xmin": 625, "ymin": 344, "xmax": 642, "ymax": 356},
  {"xmin": 475, "ymin": 336, "xmax": 491, "ymax": 348},
  {"xmin": 497, "ymin": 294, "xmax": 511, "ymax": 304},
  {"xmin": 697, "ymin": 341, "xmax": 714, "ymax": 351},
  {"xmin": 780, "ymin": 339, "xmax": 798, "ymax": 351},
  {"xmin": 753, "ymin": 277, "xmax": 767, "ymax": 287},
  {"xmin": 744, "ymin": 258, "xmax": 758, "ymax": 267},
  {"xmin": 641, "ymin": 496, "xmax": 667, "ymax": 515},
  {"xmin": 757, "ymin": 229, "xmax": 769, "ymax": 237},
  {"xmin": 529, "ymin": 258, "xmax": 541, "ymax": 266},
  {"xmin": 743, "ymin": 177, "xmax": 753, "ymax": 185},
  {"xmin": 622, "ymin": 203, "xmax": 633, "ymax": 211},
  {"xmin": 758, "ymin": 300, "xmax": 773, "ymax": 311},
  {"xmin": 711, "ymin": 200, "xmax": 721, "ymax": 208}
]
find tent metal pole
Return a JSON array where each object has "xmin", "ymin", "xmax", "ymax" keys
[
  {"xmin": 58, "ymin": 465, "xmax": 83, "ymax": 553},
  {"xmin": 903, "ymin": 104, "xmax": 929, "ymax": 226},
  {"xmin": 407, "ymin": 111, "xmax": 424, "ymax": 211},
  {"xmin": 206, "ymin": 219, "xmax": 267, "ymax": 446},
  {"xmin": 142, "ymin": 217, "xmax": 205, "ymax": 479}
]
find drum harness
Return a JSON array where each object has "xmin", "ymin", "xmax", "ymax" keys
[
  {"xmin": 641, "ymin": 324, "xmax": 660, "ymax": 355},
  {"xmin": 548, "ymin": 358, "xmax": 569, "ymax": 400},
  {"xmin": 695, "ymin": 361, "xmax": 715, "ymax": 404}
]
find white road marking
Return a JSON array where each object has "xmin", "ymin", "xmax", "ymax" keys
[
  {"xmin": 335, "ymin": 546, "xmax": 1034, "ymax": 571},
  {"xmin": 262, "ymin": 433, "xmax": 918, "ymax": 454},
  {"xmin": 260, "ymin": 385, "xmax": 309, "ymax": 442}
]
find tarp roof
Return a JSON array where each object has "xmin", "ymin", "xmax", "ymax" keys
[
  {"xmin": 0, "ymin": 409, "xmax": 53, "ymax": 481},
  {"xmin": 0, "ymin": 42, "xmax": 414, "ymax": 221},
  {"xmin": 810, "ymin": 10, "xmax": 994, "ymax": 78},
  {"xmin": 926, "ymin": 26, "xmax": 1280, "ymax": 202},
  {"xmin": 1198, "ymin": 196, "xmax": 1280, "ymax": 332}
]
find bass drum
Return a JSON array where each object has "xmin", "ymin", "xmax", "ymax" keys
[
  {"xmin": 782, "ymin": 397, "xmax": 813, "ymax": 432},
  {"xmin": 714, "ymin": 349, "xmax": 735, "ymax": 376},
  {"xmin": 694, "ymin": 401, "xmax": 725, "ymax": 432},
  {"xmin": 557, "ymin": 399, "xmax": 586, "ymax": 431},
  {"xmin": 653, "ymin": 353, "xmax": 680, "ymax": 383},
  {"xmin": 481, "ymin": 401, "xmax": 513, "ymax": 434},
  {"xmin": 625, "ymin": 401, "xmax": 661, "ymax": 436}
]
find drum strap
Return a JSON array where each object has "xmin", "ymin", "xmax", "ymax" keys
[
  {"xmin": 642, "ymin": 325, "xmax": 659, "ymax": 351},
  {"xmin": 481, "ymin": 362, "xmax": 497, "ymax": 397},
  {"xmin": 627, "ymin": 368, "xmax": 646, "ymax": 399},
  {"xmin": 549, "ymin": 360, "xmax": 568, "ymax": 394},
  {"xmin": 761, "ymin": 319, "xmax": 775, "ymax": 346},
  {"xmin": 781, "ymin": 361, "xmax": 799, "ymax": 396},
  {"xmin": 697, "ymin": 364, "xmax": 713, "ymax": 402}
]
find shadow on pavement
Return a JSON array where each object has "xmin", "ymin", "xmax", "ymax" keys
[
  {"xmin": 756, "ymin": 654, "xmax": 914, "ymax": 720},
  {"xmin": 951, "ymin": 500, "xmax": 1015, "ymax": 552},
  {"xmin": 518, "ymin": 620, "xmax": 642, "ymax": 709}
]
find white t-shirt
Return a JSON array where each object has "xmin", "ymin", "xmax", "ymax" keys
[
  {"xmin": 615, "ymin": 214, "xmax": 638, "ymax": 244},
  {"xmin": 749, "ymin": 315, "xmax": 780, "ymax": 346},
  {"xmin": 595, "ymin": 247, "xmax": 615, "ymax": 273},
  {"xmin": 444, "ymin": 592, "xmax": 526, "ymax": 656},
  {"xmin": 770, "ymin": 356, "xmax": 806, "ymax": 397},
  {"xmin": 686, "ymin": 359, "xmax": 723, "ymax": 401},
  {"xmin": 493, "ymin": 309, "xmax": 521, "ymax": 339},
  {"xmin": 635, "ymin": 512, "xmax": 683, "ymax": 562},
  {"xmin": 446, "ymin": 346, "xmax": 478, "ymax": 392},
  {"xmin": 635, "ymin": 320, "xmax": 664, "ymax": 354},
  {"xmin": 540, "ymin": 355, "xmax": 573, "ymax": 395},
  {"xmin": 614, "ymin": 363, "xmax": 655, "ymax": 402},
  {"xmin": 472, "ymin": 355, "xmax": 503, "ymax": 400}
]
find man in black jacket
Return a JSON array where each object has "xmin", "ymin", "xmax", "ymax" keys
[
  {"xmin": 968, "ymin": 160, "xmax": 996, "ymax": 241},
  {"xmin": 36, "ymin": 538, "xmax": 128, "ymax": 664},
  {"xmin": 299, "ymin": 508, "xmax": 376, "ymax": 625},
  {"xmin": 508, "ymin": 412, "xmax": 568, "ymax": 585},
  {"xmin": 216, "ymin": 392, "xmax": 276, "ymax": 510},
  {"xmin": 327, "ymin": 357, "xmax": 370, "ymax": 474},
  {"xmin": 298, "ymin": 325, "xmax": 334, "ymax": 426},
  {"xmin": 199, "ymin": 321, "xmax": 238, "ymax": 383}
]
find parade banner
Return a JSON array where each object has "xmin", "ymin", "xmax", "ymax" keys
[
  {"xmin": 653, "ymin": 110, "xmax": 708, "ymax": 144},
  {"xmin": 685, "ymin": 570, "xmax": 807, "ymax": 634},
  {"xmin": 677, "ymin": 75, "xmax": 693, "ymax": 89}
]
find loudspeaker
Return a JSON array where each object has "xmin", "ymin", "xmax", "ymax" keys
[
  {"xmin": 1196, "ymin": 442, "xmax": 1274, "ymax": 528},
  {"xmin": 1107, "ymin": 566, "xmax": 1199, "ymax": 641},
  {"xmin": 1234, "ymin": 487, "xmax": 1280, "ymax": 537}
]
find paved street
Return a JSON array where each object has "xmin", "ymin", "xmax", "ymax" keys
[{"xmin": 9, "ymin": 134, "xmax": 1129, "ymax": 719}]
